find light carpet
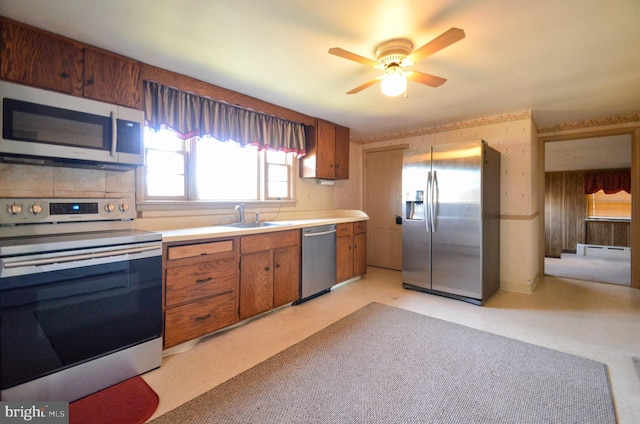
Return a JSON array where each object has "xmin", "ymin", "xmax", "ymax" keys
[
  {"xmin": 149, "ymin": 302, "xmax": 616, "ymax": 423},
  {"xmin": 545, "ymin": 253, "xmax": 630, "ymax": 286}
]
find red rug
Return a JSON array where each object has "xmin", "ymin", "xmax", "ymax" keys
[{"xmin": 69, "ymin": 376, "xmax": 159, "ymax": 424}]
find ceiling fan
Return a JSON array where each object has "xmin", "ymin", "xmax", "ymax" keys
[{"xmin": 329, "ymin": 27, "xmax": 465, "ymax": 97}]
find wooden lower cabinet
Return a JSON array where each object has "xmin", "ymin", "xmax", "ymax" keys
[
  {"xmin": 273, "ymin": 244, "xmax": 300, "ymax": 307},
  {"xmin": 336, "ymin": 221, "xmax": 367, "ymax": 283},
  {"xmin": 336, "ymin": 223, "xmax": 354, "ymax": 283},
  {"xmin": 239, "ymin": 250, "xmax": 274, "ymax": 319},
  {"xmin": 239, "ymin": 230, "xmax": 300, "ymax": 320},
  {"xmin": 161, "ymin": 224, "xmax": 361, "ymax": 348},
  {"xmin": 164, "ymin": 292, "xmax": 237, "ymax": 348},
  {"xmin": 163, "ymin": 238, "xmax": 239, "ymax": 349}
]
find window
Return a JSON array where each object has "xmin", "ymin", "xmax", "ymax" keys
[
  {"xmin": 143, "ymin": 128, "xmax": 294, "ymax": 201},
  {"xmin": 586, "ymin": 190, "xmax": 631, "ymax": 218}
]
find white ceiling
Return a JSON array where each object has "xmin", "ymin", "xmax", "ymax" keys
[{"xmin": 1, "ymin": 0, "xmax": 639, "ymax": 139}]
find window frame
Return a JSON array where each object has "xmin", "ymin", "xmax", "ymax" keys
[{"xmin": 137, "ymin": 129, "xmax": 297, "ymax": 210}]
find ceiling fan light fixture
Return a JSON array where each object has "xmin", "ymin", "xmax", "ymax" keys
[{"xmin": 381, "ymin": 66, "xmax": 406, "ymax": 97}]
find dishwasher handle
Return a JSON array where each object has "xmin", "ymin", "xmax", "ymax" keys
[{"xmin": 303, "ymin": 229, "xmax": 337, "ymax": 237}]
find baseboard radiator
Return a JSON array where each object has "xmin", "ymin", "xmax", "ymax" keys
[{"xmin": 576, "ymin": 243, "xmax": 631, "ymax": 259}]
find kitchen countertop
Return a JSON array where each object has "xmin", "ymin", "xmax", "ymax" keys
[{"xmin": 159, "ymin": 213, "xmax": 369, "ymax": 243}]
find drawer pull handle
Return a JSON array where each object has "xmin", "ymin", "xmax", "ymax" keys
[
  {"xmin": 195, "ymin": 277, "xmax": 213, "ymax": 284},
  {"xmin": 195, "ymin": 314, "xmax": 212, "ymax": 321}
]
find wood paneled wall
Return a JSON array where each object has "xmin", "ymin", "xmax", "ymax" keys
[{"xmin": 544, "ymin": 171, "xmax": 586, "ymax": 257}]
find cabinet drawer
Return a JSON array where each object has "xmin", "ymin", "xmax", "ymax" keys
[
  {"xmin": 354, "ymin": 221, "xmax": 367, "ymax": 234},
  {"xmin": 241, "ymin": 229, "xmax": 300, "ymax": 254},
  {"xmin": 165, "ymin": 258, "xmax": 237, "ymax": 306},
  {"xmin": 167, "ymin": 239, "xmax": 234, "ymax": 260},
  {"xmin": 336, "ymin": 223, "xmax": 353, "ymax": 237},
  {"xmin": 164, "ymin": 292, "xmax": 238, "ymax": 348}
]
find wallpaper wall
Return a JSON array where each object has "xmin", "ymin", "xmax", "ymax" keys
[{"xmin": 335, "ymin": 111, "xmax": 540, "ymax": 293}]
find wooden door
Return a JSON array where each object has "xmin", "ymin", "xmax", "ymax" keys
[
  {"xmin": 273, "ymin": 245, "xmax": 300, "ymax": 307},
  {"xmin": 239, "ymin": 250, "xmax": 273, "ymax": 320},
  {"xmin": 364, "ymin": 148, "xmax": 404, "ymax": 269}
]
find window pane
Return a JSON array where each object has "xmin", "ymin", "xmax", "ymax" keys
[
  {"xmin": 268, "ymin": 181, "xmax": 288, "ymax": 198},
  {"xmin": 586, "ymin": 190, "xmax": 631, "ymax": 218},
  {"xmin": 144, "ymin": 128, "xmax": 183, "ymax": 151},
  {"xmin": 268, "ymin": 163, "xmax": 288, "ymax": 181},
  {"xmin": 266, "ymin": 149, "xmax": 286, "ymax": 165},
  {"xmin": 146, "ymin": 150, "xmax": 185, "ymax": 197},
  {"xmin": 196, "ymin": 139, "xmax": 259, "ymax": 200}
]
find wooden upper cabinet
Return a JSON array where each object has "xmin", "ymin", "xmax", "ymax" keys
[
  {"xmin": 84, "ymin": 48, "xmax": 141, "ymax": 108},
  {"xmin": 300, "ymin": 119, "xmax": 350, "ymax": 180},
  {"xmin": 316, "ymin": 120, "xmax": 336, "ymax": 177},
  {"xmin": 334, "ymin": 124, "xmax": 350, "ymax": 179},
  {"xmin": 0, "ymin": 17, "xmax": 141, "ymax": 109},
  {"xmin": 0, "ymin": 18, "xmax": 83, "ymax": 95}
]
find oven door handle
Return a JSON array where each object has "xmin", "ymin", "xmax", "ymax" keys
[{"xmin": 2, "ymin": 245, "xmax": 159, "ymax": 269}]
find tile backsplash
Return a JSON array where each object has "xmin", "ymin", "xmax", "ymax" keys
[{"xmin": 0, "ymin": 163, "xmax": 136, "ymax": 198}]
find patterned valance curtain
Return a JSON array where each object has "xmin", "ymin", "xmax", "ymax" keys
[
  {"xmin": 143, "ymin": 81, "xmax": 306, "ymax": 156},
  {"xmin": 583, "ymin": 169, "xmax": 631, "ymax": 194}
]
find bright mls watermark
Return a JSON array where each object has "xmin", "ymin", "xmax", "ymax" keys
[{"xmin": 0, "ymin": 402, "xmax": 68, "ymax": 423}]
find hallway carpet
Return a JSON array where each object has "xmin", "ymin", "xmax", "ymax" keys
[{"xmin": 545, "ymin": 253, "xmax": 630, "ymax": 285}]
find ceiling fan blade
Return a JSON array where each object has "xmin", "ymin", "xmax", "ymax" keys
[
  {"xmin": 329, "ymin": 47, "xmax": 378, "ymax": 67},
  {"xmin": 346, "ymin": 76, "xmax": 384, "ymax": 94},
  {"xmin": 406, "ymin": 71, "xmax": 447, "ymax": 87},
  {"xmin": 408, "ymin": 27, "xmax": 465, "ymax": 63}
]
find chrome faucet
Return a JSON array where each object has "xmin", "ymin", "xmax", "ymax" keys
[{"xmin": 235, "ymin": 203, "xmax": 245, "ymax": 223}]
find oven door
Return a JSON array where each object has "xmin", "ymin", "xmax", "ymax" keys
[{"xmin": 0, "ymin": 243, "xmax": 162, "ymax": 393}]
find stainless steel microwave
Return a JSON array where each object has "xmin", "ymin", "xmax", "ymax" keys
[{"xmin": 0, "ymin": 80, "xmax": 144, "ymax": 171}]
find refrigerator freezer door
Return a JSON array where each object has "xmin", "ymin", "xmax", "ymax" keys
[
  {"xmin": 431, "ymin": 141, "xmax": 483, "ymax": 299},
  {"xmin": 401, "ymin": 148, "xmax": 431, "ymax": 289}
]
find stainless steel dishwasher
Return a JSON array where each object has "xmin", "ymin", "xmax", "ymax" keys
[{"xmin": 296, "ymin": 224, "xmax": 337, "ymax": 303}]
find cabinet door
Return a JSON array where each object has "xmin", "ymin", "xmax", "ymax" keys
[
  {"xmin": 334, "ymin": 125, "xmax": 350, "ymax": 179},
  {"xmin": 240, "ymin": 250, "xmax": 274, "ymax": 320},
  {"xmin": 84, "ymin": 48, "xmax": 141, "ymax": 108},
  {"xmin": 353, "ymin": 232, "xmax": 367, "ymax": 277},
  {"xmin": 316, "ymin": 120, "xmax": 336, "ymax": 178},
  {"xmin": 336, "ymin": 235, "xmax": 354, "ymax": 283},
  {"xmin": 273, "ymin": 244, "xmax": 300, "ymax": 307},
  {"xmin": 0, "ymin": 19, "xmax": 82, "ymax": 94}
]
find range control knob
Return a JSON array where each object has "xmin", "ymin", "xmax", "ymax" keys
[
  {"xmin": 119, "ymin": 203, "xmax": 130, "ymax": 213},
  {"xmin": 104, "ymin": 203, "xmax": 116, "ymax": 213},
  {"xmin": 7, "ymin": 203, "xmax": 22, "ymax": 215},
  {"xmin": 29, "ymin": 203, "xmax": 43, "ymax": 215}
]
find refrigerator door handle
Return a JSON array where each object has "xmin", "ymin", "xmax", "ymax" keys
[
  {"xmin": 431, "ymin": 170, "xmax": 438, "ymax": 232},
  {"xmin": 426, "ymin": 171, "xmax": 432, "ymax": 233}
]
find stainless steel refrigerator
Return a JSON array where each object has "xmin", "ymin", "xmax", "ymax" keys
[{"xmin": 402, "ymin": 140, "xmax": 500, "ymax": 305}]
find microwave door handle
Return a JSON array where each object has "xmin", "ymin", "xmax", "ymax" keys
[{"xmin": 110, "ymin": 111, "xmax": 117, "ymax": 157}]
